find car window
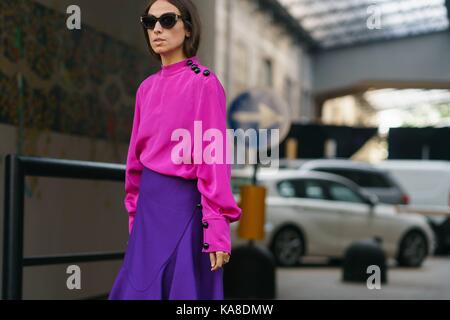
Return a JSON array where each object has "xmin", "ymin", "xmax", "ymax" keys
[
  {"xmin": 277, "ymin": 179, "xmax": 328, "ymax": 200},
  {"xmin": 314, "ymin": 168, "xmax": 392, "ymax": 188},
  {"xmin": 277, "ymin": 180, "xmax": 297, "ymax": 197},
  {"xmin": 303, "ymin": 180, "xmax": 326, "ymax": 200},
  {"xmin": 327, "ymin": 182, "xmax": 365, "ymax": 203}
]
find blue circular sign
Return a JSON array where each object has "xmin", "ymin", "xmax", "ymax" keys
[{"xmin": 228, "ymin": 88, "xmax": 291, "ymax": 150}]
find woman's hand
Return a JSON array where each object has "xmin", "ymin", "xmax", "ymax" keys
[{"xmin": 209, "ymin": 251, "xmax": 230, "ymax": 271}]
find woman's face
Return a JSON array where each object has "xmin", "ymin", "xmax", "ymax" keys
[{"xmin": 147, "ymin": 1, "xmax": 190, "ymax": 56}]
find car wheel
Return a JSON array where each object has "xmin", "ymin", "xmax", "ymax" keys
[
  {"xmin": 270, "ymin": 226, "xmax": 304, "ymax": 267},
  {"xmin": 429, "ymin": 218, "xmax": 450, "ymax": 255},
  {"xmin": 397, "ymin": 230, "xmax": 428, "ymax": 267}
]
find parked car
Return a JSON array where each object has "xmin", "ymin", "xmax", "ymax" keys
[
  {"xmin": 299, "ymin": 159, "xmax": 410, "ymax": 205},
  {"xmin": 231, "ymin": 169, "xmax": 435, "ymax": 268},
  {"xmin": 374, "ymin": 160, "xmax": 450, "ymax": 254}
]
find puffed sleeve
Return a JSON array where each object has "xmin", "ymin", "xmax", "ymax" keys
[
  {"xmin": 194, "ymin": 75, "xmax": 242, "ymax": 256},
  {"xmin": 124, "ymin": 85, "xmax": 144, "ymax": 235}
]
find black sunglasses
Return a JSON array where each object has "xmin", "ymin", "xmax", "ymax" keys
[{"xmin": 140, "ymin": 12, "xmax": 183, "ymax": 30}]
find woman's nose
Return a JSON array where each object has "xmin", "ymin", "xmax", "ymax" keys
[{"xmin": 154, "ymin": 21, "xmax": 163, "ymax": 32}]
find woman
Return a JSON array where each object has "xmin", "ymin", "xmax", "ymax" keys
[{"xmin": 108, "ymin": 0, "xmax": 242, "ymax": 300}]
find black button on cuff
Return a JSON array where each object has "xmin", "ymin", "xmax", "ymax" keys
[
  {"xmin": 186, "ymin": 59, "xmax": 193, "ymax": 66},
  {"xmin": 203, "ymin": 242, "xmax": 209, "ymax": 249},
  {"xmin": 203, "ymin": 69, "xmax": 210, "ymax": 76},
  {"xmin": 202, "ymin": 221, "xmax": 209, "ymax": 228}
]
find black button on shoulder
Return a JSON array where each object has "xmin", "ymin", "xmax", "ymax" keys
[
  {"xmin": 203, "ymin": 242, "xmax": 209, "ymax": 249},
  {"xmin": 185, "ymin": 61, "xmax": 210, "ymax": 76},
  {"xmin": 202, "ymin": 221, "xmax": 209, "ymax": 229}
]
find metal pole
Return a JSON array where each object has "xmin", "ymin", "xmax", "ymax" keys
[{"xmin": 2, "ymin": 154, "xmax": 25, "ymax": 300}]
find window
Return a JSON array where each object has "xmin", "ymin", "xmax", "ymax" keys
[
  {"xmin": 303, "ymin": 180, "xmax": 326, "ymax": 200},
  {"xmin": 278, "ymin": 180, "xmax": 297, "ymax": 198},
  {"xmin": 277, "ymin": 179, "xmax": 327, "ymax": 200},
  {"xmin": 284, "ymin": 77, "xmax": 293, "ymax": 108},
  {"xmin": 328, "ymin": 182, "xmax": 365, "ymax": 203},
  {"xmin": 259, "ymin": 58, "xmax": 273, "ymax": 88},
  {"xmin": 315, "ymin": 168, "xmax": 392, "ymax": 188}
]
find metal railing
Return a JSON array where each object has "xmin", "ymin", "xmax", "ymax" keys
[{"xmin": 2, "ymin": 154, "xmax": 126, "ymax": 300}]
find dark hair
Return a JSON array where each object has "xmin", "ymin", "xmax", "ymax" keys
[{"xmin": 142, "ymin": 0, "xmax": 201, "ymax": 62}]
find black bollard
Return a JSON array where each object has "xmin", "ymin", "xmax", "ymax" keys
[
  {"xmin": 342, "ymin": 237, "xmax": 388, "ymax": 284},
  {"xmin": 224, "ymin": 241, "xmax": 276, "ymax": 299}
]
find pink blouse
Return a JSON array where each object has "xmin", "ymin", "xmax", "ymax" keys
[{"xmin": 124, "ymin": 55, "xmax": 242, "ymax": 256}]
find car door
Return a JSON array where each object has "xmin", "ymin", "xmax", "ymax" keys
[
  {"xmin": 323, "ymin": 181, "xmax": 374, "ymax": 255},
  {"xmin": 278, "ymin": 179, "xmax": 343, "ymax": 256}
]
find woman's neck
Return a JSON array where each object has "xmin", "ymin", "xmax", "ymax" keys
[{"xmin": 161, "ymin": 51, "xmax": 187, "ymax": 67}]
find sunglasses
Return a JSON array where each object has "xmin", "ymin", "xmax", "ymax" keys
[{"xmin": 140, "ymin": 12, "xmax": 183, "ymax": 30}]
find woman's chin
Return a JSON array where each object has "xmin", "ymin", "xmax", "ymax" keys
[{"xmin": 153, "ymin": 48, "xmax": 168, "ymax": 54}]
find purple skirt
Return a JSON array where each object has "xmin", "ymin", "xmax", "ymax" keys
[{"xmin": 108, "ymin": 165, "xmax": 224, "ymax": 300}]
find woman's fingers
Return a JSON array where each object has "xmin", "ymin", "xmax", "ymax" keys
[
  {"xmin": 209, "ymin": 252, "xmax": 216, "ymax": 269},
  {"xmin": 212, "ymin": 254, "xmax": 223, "ymax": 271},
  {"xmin": 210, "ymin": 251, "xmax": 230, "ymax": 271}
]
